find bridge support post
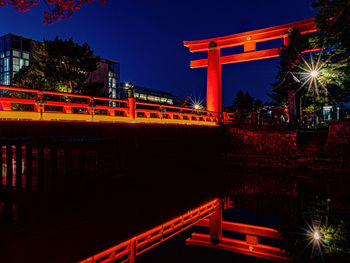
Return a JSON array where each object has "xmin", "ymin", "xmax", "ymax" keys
[
  {"xmin": 209, "ymin": 203, "xmax": 222, "ymax": 245},
  {"xmin": 207, "ymin": 41, "xmax": 221, "ymax": 115}
]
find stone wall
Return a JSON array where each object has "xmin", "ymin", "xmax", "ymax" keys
[
  {"xmin": 225, "ymin": 127, "xmax": 297, "ymax": 168},
  {"xmin": 325, "ymin": 120, "xmax": 350, "ymax": 170}
]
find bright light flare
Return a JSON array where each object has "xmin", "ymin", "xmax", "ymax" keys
[
  {"xmin": 190, "ymin": 96, "xmax": 204, "ymax": 111},
  {"xmin": 310, "ymin": 70, "xmax": 319, "ymax": 78},
  {"xmin": 313, "ymin": 231, "xmax": 320, "ymax": 240},
  {"xmin": 304, "ymin": 220, "xmax": 323, "ymax": 256}
]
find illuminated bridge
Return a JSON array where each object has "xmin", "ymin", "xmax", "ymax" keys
[{"xmin": 0, "ymin": 86, "xmax": 219, "ymax": 126}]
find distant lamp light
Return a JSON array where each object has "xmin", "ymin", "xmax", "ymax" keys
[
  {"xmin": 313, "ymin": 231, "xmax": 320, "ymax": 240},
  {"xmin": 193, "ymin": 103, "xmax": 200, "ymax": 110},
  {"xmin": 310, "ymin": 70, "xmax": 319, "ymax": 78}
]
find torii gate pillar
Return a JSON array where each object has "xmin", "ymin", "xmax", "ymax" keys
[{"xmin": 207, "ymin": 41, "xmax": 221, "ymax": 114}]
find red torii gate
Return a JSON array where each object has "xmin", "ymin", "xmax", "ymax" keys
[{"xmin": 184, "ymin": 18, "xmax": 318, "ymax": 115}]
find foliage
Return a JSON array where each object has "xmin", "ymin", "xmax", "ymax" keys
[
  {"xmin": 13, "ymin": 37, "xmax": 102, "ymax": 96},
  {"xmin": 311, "ymin": 0, "xmax": 350, "ymax": 104},
  {"xmin": 253, "ymin": 99, "xmax": 263, "ymax": 110},
  {"xmin": 233, "ymin": 90, "xmax": 253, "ymax": 112},
  {"xmin": 0, "ymin": 0, "xmax": 106, "ymax": 24},
  {"xmin": 79, "ymin": 81, "xmax": 107, "ymax": 98},
  {"xmin": 321, "ymin": 220, "xmax": 350, "ymax": 255},
  {"xmin": 269, "ymin": 29, "xmax": 312, "ymax": 106}
]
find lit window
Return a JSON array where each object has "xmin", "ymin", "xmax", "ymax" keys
[
  {"xmin": 4, "ymin": 72, "xmax": 10, "ymax": 85},
  {"xmin": 22, "ymin": 52, "xmax": 29, "ymax": 59},
  {"xmin": 4, "ymin": 58, "xmax": 10, "ymax": 71},
  {"xmin": 13, "ymin": 50, "xmax": 21, "ymax": 57},
  {"xmin": 13, "ymin": 58, "xmax": 20, "ymax": 66},
  {"xmin": 24, "ymin": 60, "xmax": 29, "ymax": 66},
  {"xmin": 13, "ymin": 65, "xmax": 20, "ymax": 72}
]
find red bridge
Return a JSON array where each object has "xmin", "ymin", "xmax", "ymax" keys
[{"xmin": 0, "ymin": 86, "xmax": 218, "ymax": 126}]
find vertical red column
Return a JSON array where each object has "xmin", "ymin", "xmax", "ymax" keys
[
  {"xmin": 207, "ymin": 41, "xmax": 221, "ymax": 114},
  {"xmin": 209, "ymin": 204, "xmax": 222, "ymax": 245}
]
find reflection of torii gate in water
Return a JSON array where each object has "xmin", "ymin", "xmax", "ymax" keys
[{"xmin": 184, "ymin": 18, "xmax": 318, "ymax": 117}]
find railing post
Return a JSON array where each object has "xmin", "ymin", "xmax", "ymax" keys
[
  {"xmin": 88, "ymin": 98, "xmax": 95, "ymax": 121},
  {"xmin": 209, "ymin": 203, "xmax": 222, "ymax": 245},
  {"xmin": 246, "ymin": 234, "xmax": 258, "ymax": 246},
  {"xmin": 63, "ymin": 106, "xmax": 72, "ymax": 114},
  {"xmin": 107, "ymin": 109, "xmax": 115, "ymax": 116},
  {"xmin": 159, "ymin": 106, "xmax": 163, "ymax": 119},
  {"xmin": 129, "ymin": 237, "xmax": 137, "ymax": 263},
  {"xmin": 0, "ymin": 102, "xmax": 11, "ymax": 111},
  {"xmin": 128, "ymin": 98, "xmax": 136, "ymax": 120},
  {"xmin": 35, "ymin": 91, "xmax": 45, "ymax": 120}
]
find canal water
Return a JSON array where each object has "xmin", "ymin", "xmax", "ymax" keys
[
  {"xmin": 1, "ymin": 159, "xmax": 349, "ymax": 262},
  {"xmin": 0, "ymin": 122, "xmax": 349, "ymax": 263}
]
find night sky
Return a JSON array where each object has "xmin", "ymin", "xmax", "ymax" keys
[{"xmin": 0, "ymin": 0, "xmax": 318, "ymax": 106}]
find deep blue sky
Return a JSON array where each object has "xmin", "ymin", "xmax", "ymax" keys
[{"xmin": 0, "ymin": 0, "xmax": 318, "ymax": 105}]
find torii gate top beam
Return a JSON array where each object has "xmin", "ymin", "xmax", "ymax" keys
[
  {"xmin": 184, "ymin": 18, "xmax": 316, "ymax": 53},
  {"xmin": 184, "ymin": 18, "xmax": 317, "ymax": 69}
]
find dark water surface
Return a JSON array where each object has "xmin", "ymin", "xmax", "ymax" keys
[{"xmin": 0, "ymin": 122, "xmax": 349, "ymax": 263}]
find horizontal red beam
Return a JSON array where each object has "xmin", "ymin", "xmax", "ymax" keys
[
  {"xmin": 186, "ymin": 233, "xmax": 291, "ymax": 262},
  {"xmin": 191, "ymin": 48, "xmax": 279, "ymax": 68},
  {"xmin": 196, "ymin": 219, "xmax": 282, "ymax": 239},
  {"xmin": 190, "ymin": 48, "xmax": 320, "ymax": 69},
  {"xmin": 184, "ymin": 18, "xmax": 316, "ymax": 53}
]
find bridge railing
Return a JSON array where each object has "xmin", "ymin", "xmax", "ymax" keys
[{"xmin": 0, "ymin": 86, "xmax": 218, "ymax": 125}]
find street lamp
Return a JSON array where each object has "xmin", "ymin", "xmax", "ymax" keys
[{"xmin": 309, "ymin": 70, "xmax": 320, "ymax": 126}]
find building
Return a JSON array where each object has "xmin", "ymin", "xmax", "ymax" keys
[
  {"xmin": 0, "ymin": 34, "xmax": 32, "ymax": 86},
  {"xmin": 0, "ymin": 33, "xmax": 120, "ymax": 99},
  {"xmin": 120, "ymin": 82, "xmax": 177, "ymax": 105}
]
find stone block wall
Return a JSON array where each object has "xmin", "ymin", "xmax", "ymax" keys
[{"xmin": 225, "ymin": 127, "xmax": 297, "ymax": 168}]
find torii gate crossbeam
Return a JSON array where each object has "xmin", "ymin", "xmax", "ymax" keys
[{"xmin": 184, "ymin": 18, "xmax": 317, "ymax": 114}]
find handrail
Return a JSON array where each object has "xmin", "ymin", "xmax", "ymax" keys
[
  {"xmin": 0, "ymin": 86, "xmax": 218, "ymax": 126},
  {"xmin": 78, "ymin": 199, "xmax": 219, "ymax": 263}
]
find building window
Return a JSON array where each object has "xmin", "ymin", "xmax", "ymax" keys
[
  {"xmin": 22, "ymin": 52, "xmax": 29, "ymax": 59},
  {"xmin": 13, "ymin": 50, "xmax": 21, "ymax": 57},
  {"xmin": 4, "ymin": 57, "xmax": 10, "ymax": 72},
  {"xmin": 4, "ymin": 35, "xmax": 10, "ymax": 50},
  {"xmin": 3, "ymin": 72, "xmax": 10, "ymax": 85},
  {"xmin": 22, "ymin": 39, "xmax": 31, "ymax": 52},
  {"xmin": 11, "ymin": 36, "xmax": 21, "ymax": 50}
]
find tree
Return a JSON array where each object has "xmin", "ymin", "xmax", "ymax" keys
[
  {"xmin": 232, "ymin": 90, "xmax": 254, "ymax": 113},
  {"xmin": 311, "ymin": 0, "xmax": 350, "ymax": 104},
  {"xmin": 12, "ymin": 37, "xmax": 103, "ymax": 96},
  {"xmin": 253, "ymin": 99, "xmax": 263, "ymax": 110},
  {"xmin": 0, "ymin": 0, "xmax": 106, "ymax": 24},
  {"xmin": 270, "ymin": 29, "xmax": 311, "ymax": 106}
]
